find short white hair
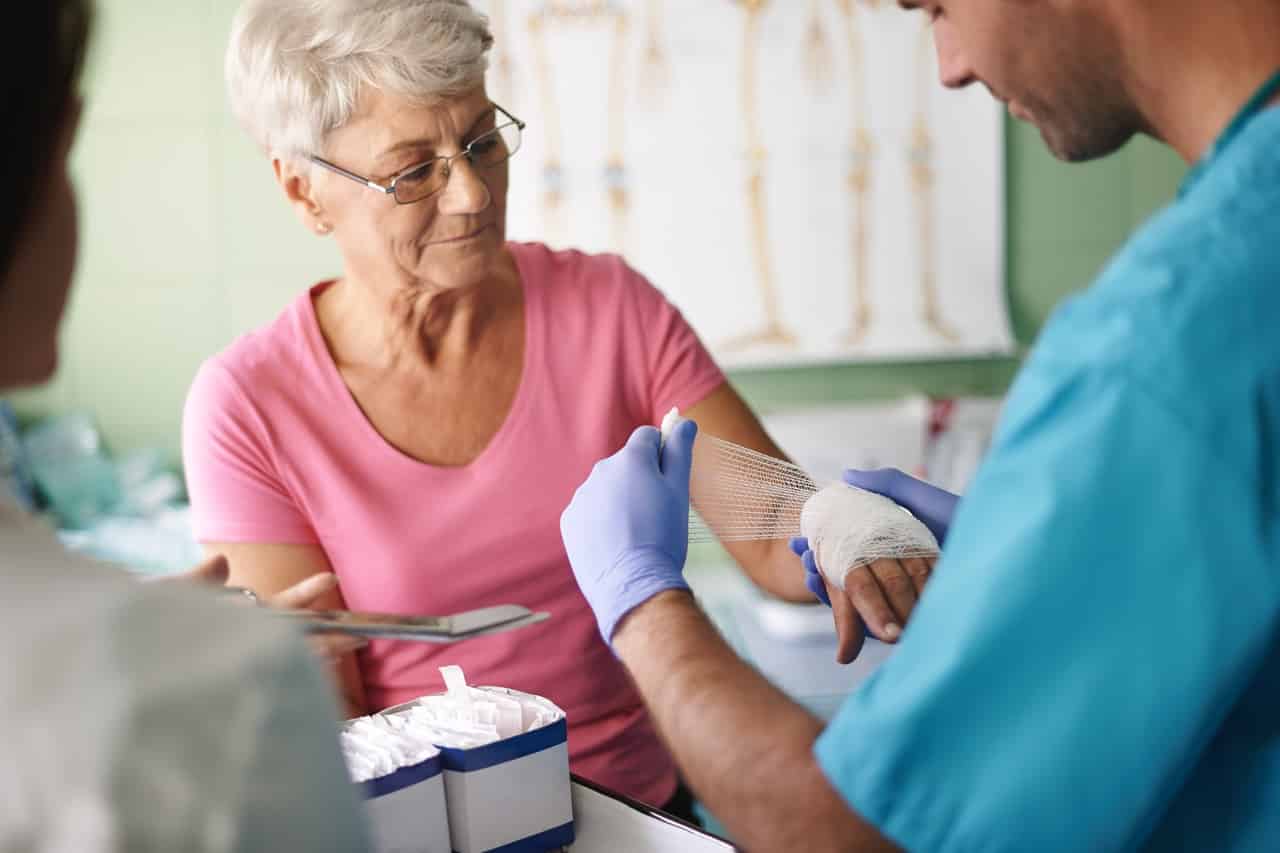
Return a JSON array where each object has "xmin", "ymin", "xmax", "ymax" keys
[{"xmin": 226, "ymin": 0, "xmax": 494, "ymax": 159}]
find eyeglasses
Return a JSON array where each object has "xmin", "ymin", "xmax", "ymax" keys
[{"xmin": 308, "ymin": 104, "xmax": 526, "ymax": 206}]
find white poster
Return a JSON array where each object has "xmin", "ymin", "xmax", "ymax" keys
[{"xmin": 477, "ymin": 1, "xmax": 1011, "ymax": 366}]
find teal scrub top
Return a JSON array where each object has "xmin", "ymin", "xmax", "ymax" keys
[{"xmin": 815, "ymin": 105, "xmax": 1280, "ymax": 850}]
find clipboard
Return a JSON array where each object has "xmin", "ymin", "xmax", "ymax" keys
[{"xmin": 285, "ymin": 604, "xmax": 550, "ymax": 643}]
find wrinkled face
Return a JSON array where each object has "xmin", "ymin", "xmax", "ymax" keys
[
  {"xmin": 0, "ymin": 105, "xmax": 80, "ymax": 388},
  {"xmin": 293, "ymin": 86, "xmax": 510, "ymax": 294},
  {"xmin": 905, "ymin": 0, "xmax": 1143, "ymax": 162}
]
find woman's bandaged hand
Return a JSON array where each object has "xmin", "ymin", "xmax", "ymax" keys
[
  {"xmin": 792, "ymin": 480, "xmax": 945, "ymax": 657},
  {"xmin": 843, "ymin": 468, "xmax": 959, "ymax": 545},
  {"xmin": 790, "ymin": 537, "xmax": 936, "ymax": 659}
]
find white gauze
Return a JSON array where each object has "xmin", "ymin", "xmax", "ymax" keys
[
  {"xmin": 661, "ymin": 409, "xmax": 939, "ymax": 582},
  {"xmin": 341, "ymin": 716, "xmax": 441, "ymax": 784},
  {"xmin": 661, "ymin": 408, "xmax": 818, "ymax": 543},
  {"xmin": 376, "ymin": 666, "xmax": 564, "ymax": 751},
  {"xmin": 800, "ymin": 483, "xmax": 939, "ymax": 589},
  {"xmin": 343, "ymin": 667, "xmax": 567, "ymax": 783}
]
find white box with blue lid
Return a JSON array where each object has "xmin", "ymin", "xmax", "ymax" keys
[
  {"xmin": 375, "ymin": 666, "xmax": 575, "ymax": 853},
  {"xmin": 342, "ymin": 716, "xmax": 453, "ymax": 853}
]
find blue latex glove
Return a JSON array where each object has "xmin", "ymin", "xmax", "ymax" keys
[
  {"xmin": 560, "ymin": 420, "xmax": 697, "ymax": 645},
  {"xmin": 789, "ymin": 536, "xmax": 831, "ymax": 606},
  {"xmin": 843, "ymin": 468, "xmax": 960, "ymax": 545}
]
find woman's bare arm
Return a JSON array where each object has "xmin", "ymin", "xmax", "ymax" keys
[
  {"xmin": 203, "ymin": 542, "xmax": 369, "ymax": 717},
  {"xmin": 681, "ymin": 383, "xmax": 935, "ymax": 659},
  {"xmin": 681, "ymin": 382, "xmax": 821, "ymax": 601}
]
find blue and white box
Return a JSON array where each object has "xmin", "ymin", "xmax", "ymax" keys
[
  {"xmin": 342, "ymin": 720, "xmax": 452, "ymax": 853},
  {"xmin": 379, "ymin": 668, "xmax": 574, "ymax": 853},
  {"xmin": 434, "ymin": 688, "xmax": 573, "ymax": 853}
]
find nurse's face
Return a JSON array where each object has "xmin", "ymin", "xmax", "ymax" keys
[
  {"xmin": 904, "ymin": 0, "xmax": 1145, "ymax": 162},
  {"xmin": 0, "ymin": 104, "xmax": 81, "ymax": 389}
]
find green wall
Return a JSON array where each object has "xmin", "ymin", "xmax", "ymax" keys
[{"xmin": 8, "ymin": 2, "xmax": 1187, "ymax": 460}]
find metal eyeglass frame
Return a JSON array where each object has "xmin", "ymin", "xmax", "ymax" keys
[{"xmin": 307, "ymin": 103, "xmax": 526, "ymax": 205}]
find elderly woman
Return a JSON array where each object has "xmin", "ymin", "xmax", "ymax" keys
[{"xmin": 187, "ymin": 0, "xmax": 932, "ymax": 812}]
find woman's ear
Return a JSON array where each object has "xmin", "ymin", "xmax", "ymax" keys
[{"xmin": 273, "ymin": 157, "xmax": 332, "ymax": 236}]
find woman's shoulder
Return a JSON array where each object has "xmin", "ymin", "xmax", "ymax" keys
[
  {"xmin": 509, "ymin": 241, "xmax": 664, "ymax": 311},
  {"xmin": 191, "ymin": 286, "xmax": 323, "ymax": 401},
  {"xmin": 511, "ymin": 241, "xmax": 650, "ymax": 288},
  {"xmin": 184, "ymin": 285, "xmax": 328, "ymax": 432}
]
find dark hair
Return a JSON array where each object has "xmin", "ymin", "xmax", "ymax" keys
[{"xmin": 0, "ymin": 2, "xmax": 92, "ymax": 280}]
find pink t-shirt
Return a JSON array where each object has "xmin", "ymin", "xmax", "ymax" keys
[{"xmin": 182, "ymin": 242, "xmax": 725, "ymax": 805}]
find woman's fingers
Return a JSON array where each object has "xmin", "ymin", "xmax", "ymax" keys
[
  {"xmin": 165, "ymin": 564, "xmax": 360, "ymax": 663},
  {"xmin": 840, "ymin": 557, "xmax": 939, "ymax": 644},
  {"xmin": 868, "ymin": 558, "xmax": 919, "ymax": 628},
  {"xmin": 308, "ymin": 633, "xmax": 368, "ymax": 663},
  {"xmin": 901, "ymin": 556, "xmax": 935, "ymax": 596},
  {"xmin": 842, "ymin": 563, "xmax": 902, "ymax": 642},
  {"xmin": 262, "ymin": 574, "xmax": 362, "ymax": 663},
  {"xmin": 269, "ymin": 572, "xmax": 340, "ymax": 610},
  {"xmin": 270, "ymin": 574, "xmax": 366, "ymax": 663},
  {"xmin": 827, "ymin": 579, "xmax": 866, "ymax": 664},
  {"xmin": 275, "ymin": 575, "xmax": 364, "ymax": 662}
]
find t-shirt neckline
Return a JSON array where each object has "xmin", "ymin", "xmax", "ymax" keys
[{"xmin": 296, "ymin": 244, "xmax": 540, "ymax": 475}]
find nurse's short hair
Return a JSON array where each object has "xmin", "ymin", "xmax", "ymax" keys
[{"xmin": 225, "ymin": 0, "xmax": 494, "ymax": 160}]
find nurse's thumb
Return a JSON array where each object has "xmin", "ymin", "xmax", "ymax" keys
[
  {"xmin": 624, "ymin": 425, "xmax": 663, "ymax": 471},
  {"xmin": 660, "ymin": 418, "xmax": 698, "ymax": 489}
]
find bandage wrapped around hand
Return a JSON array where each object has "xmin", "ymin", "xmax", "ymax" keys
[{"xmin": 800, "ymin": 483, "xmax": 940, "ymax": 589}]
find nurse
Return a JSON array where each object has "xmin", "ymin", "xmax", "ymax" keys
[{"xmin": 560, "ymin": 0, "xmax": 1280, "ymax": 849}]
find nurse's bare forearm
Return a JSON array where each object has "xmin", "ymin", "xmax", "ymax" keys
[{"xmin": 613, "ymin": 591, "xmax": 897, "ymax": 853}]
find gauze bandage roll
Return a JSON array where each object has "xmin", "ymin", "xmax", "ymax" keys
[
  {"xmin": 662, "ymin": 408, "xmax": 818, "ymax": 543},
  {"xmin": 661, "ymin": 409, "xmax": 939, "ymax": 586}
]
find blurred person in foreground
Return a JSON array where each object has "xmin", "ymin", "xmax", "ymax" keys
[{"xmin": 0, "ymin": 4, "xmax": 370, "ymax": 849}]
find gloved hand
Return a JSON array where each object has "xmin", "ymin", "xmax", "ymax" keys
[
  {"xmin": 788, "ymin": 536, "xmax": 832, "ymax": 606},
  {"xmin": 842, "ymin": 468, "xmax": 959, "ymax": 545},
  {"xmin": 560, "ymin": 420, "xmax": 698, "ymax": 645}
]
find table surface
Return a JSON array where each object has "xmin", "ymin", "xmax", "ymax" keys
[{"xmin": 566, "ymin": 777, "xmax": 734, "ymax": 852}]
